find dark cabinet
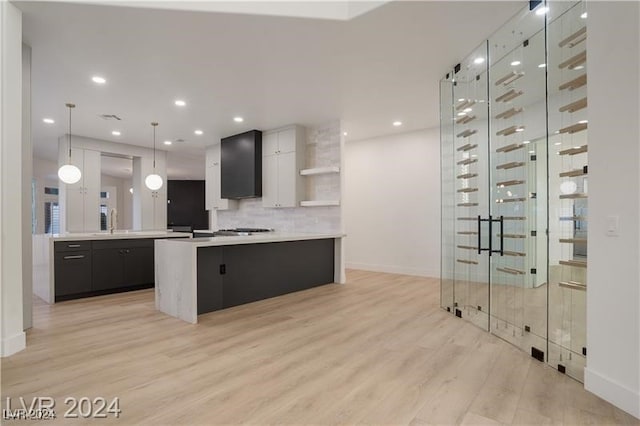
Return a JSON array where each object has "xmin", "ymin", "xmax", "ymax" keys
[
  {"xmin": 92, "ymin": 239, "xmax": 154, "ymax": 291},
  {"xmin": 54, "ymin": 248, "xmax": 92, "ymax": 297},
  {"xmin": 195, "ymin": 239, "xmax": 335, "ymax": 313},
  {"xmin": 196, "ymin": 247, "xmax": 224, "ymax": 314}
]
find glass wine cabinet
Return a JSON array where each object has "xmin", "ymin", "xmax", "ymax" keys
[{"xmin": 440, "ymin": 0, "xmax": 588, "ymax": 381}]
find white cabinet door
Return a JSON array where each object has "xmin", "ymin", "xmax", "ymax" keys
[
  {"xmin": 66, "ymin": 187, "xmax": 85, "ymax": 233},
  {"xmin": 153, "ymin": 188, "xmax": 167, "ymax": 230},
  {"xmin": 262, "ymin": 155, "xmax": 278, "ymax": 208},
  {"xmin": 263, "ymin": 132, "xmax": 278, "ymax": 156},
  {"xmin": 205, "ymin": 165, "xmax": 215, "ymax": 210},
  {"xmin": 277, "ymin": 152, "xmax": 297, "ymax": 207},
  {"xmin": 82, "ymin": 149, "xmax": 101, "ymax": 231},
  {"xmin": 277, "ymin": 128, "xmax": 297, "ymax": 154}
]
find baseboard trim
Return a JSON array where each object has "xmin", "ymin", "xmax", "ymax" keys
[
  {"xmin": 585, "ymin": 367, "xmax": 640, "ymax": 419},
  {"xmin": 345, "ymin": 262, "xmax": 438, "ymax": 278},
  {"xmin": 1, "ymin": 331, "xmax": 26, "ymax": 357}
]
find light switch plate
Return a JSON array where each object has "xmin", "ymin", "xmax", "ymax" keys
[{"xmin": 606, "ymin": 215, "xmax": 619, "ymax": 237}]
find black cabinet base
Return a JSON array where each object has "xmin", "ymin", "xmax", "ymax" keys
[{"xmin": 55, "ymin": 283, "xmax": 154, "ymax": 302}]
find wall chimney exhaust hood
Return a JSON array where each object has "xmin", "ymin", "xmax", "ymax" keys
[{"xmin": 221, "ymin": 129, "xmax": 262, "ymax": 199}]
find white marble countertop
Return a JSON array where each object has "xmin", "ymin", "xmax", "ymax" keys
[
  {"xmin": 160, "ymin": 232, "xmax": 344, "ymax": 247},
  {"xmin": 44, "ymin": 231, "xmax": 192, "ymax": 242}
]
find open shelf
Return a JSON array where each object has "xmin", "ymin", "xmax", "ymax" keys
[
  {"xmin": 300, "ymin": 166, "xmax": 340, "ymax": 176},
  {"xmin": 559, "ymin": 281, "xmax": 586, "ymax": 291},
  {"xmin": 457, "ymin": 143, "xmax": 478, "ymax": 152},
  {"xmin": 300, "ymin": 200, "xmax": 340, "ymax": 207},
  {"xmin": 457, "ymin": 202, "xmax": 479, "ymax": 207},
  {"xmin": 503, "ymin": 216, "xmax": 526, "ymax": 221},
  {"xmin": 559, "ymin": 215, "xmax": 587, "ymax": 221},
  {"xmin": 559, "ymin": 74, "xmax": 587, "ymax": 91},
  {"xmin": 495, "ymin": 71, "xmax": 525, "ymax": 86},
  {"xmin": 456, "ymin": 115, "xmax": 476, "ymax": 125},
  {"xmin": 457, "ymin": 245, "xmax": 477, "ymax": 250},
  {"xmin": 497, "ymin": 233, "xmax": 526, "ymax": 239},
  {"xmin": 559, "ymin": 122, "xmax": 588, "ymax": 135},
  {"xmin": 457, "ymin": 231, "xmax": 478, "ymax": 235},
  {"xmin": 560, "ymin": 238, "xmax": 587, "ymax": 243},
  {"xmin": 559, "ymin": 259, "xmax": 587, "ymax": 268},
  {"xmin": 559, "ymin": 145, "xmax": 588, "ymax": 156},
  {"xmin": 560, "ymin": 193, "xmax": 588, "ymax": 199},
  {"xmin": 496, "ymin": 125, "xmax": 525, "ymax": 137},
  {"xmin": 495, "ymin": 89, "xmax": 524, "ymax": 103},
  {"xmin": 559, "ymin": 97, "xmax": 587, "ymax": 113},
  {"xmin": 496, "ymin": 161, "xmax": 525, "ymax": 170},
  {"xmin": 496, "ymin": 197, "xmax": 527, "ymax": 203},
  {"xmin": 496, "ymin": 142, "xmax": 525, "ymax": 153},
  {"xmin": 559, "ymin": 167, "xmax": 587, "ymax": 177},
  {"xmin": 559, "ymin": 50, "xmax": 586, "ymax": 69},
  {"xmin": 457, "ymin": 173, "xmax": 478, "ymax": 179},
  {"xmin": 457, "ymin": 187, "xmax": 478, "ymax": 193},
  {"xmin": 496, "ymin": 179, "xmax": 525, "ymax": 187},
  {"xmin": 495, "ymin": 107, "xmax": 524, "ymax": 120},
  {"xmin": 455, "ymin": 99, "xmax": 476, "ymax": 111},
  {"xmin": 457, "ymin": 259, "xmax": 478, "ymax": 265},
  {"xmin": 559, "ymin": 27, "xmax": 587, "ymax": 48},
  {"xmin": 457, "ymin": 158, "xmax": 478, "ymax": 166},
  {"xmin": 504, "ymin": 250, "xmax": 526, "ymax": 257},
  {"xmin": 496, "ymin": 266, "xmax": 525, "ymax": 275},
  {"xmin": 456, "ymin": 129, "xmax": 478, "ymax": 138}
]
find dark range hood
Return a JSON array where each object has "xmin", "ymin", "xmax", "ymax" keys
[{"xmin": 221, "ymin": 130, "xmax": 262, "ymax": 199}]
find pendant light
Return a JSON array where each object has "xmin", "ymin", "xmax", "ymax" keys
[
  {"xmin": 144, "ymin": 122, "xmax": 163, "ymax": 190},
  {"xmin": 57, "ymin": 103, "xmax": 82, "ymax": 184}
]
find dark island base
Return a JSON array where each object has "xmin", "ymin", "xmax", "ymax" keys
[{"xmin": 197, "ymin": 238, "xmax": 335, "ymax": 315}]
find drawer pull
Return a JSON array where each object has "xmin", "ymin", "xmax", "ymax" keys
[
  {"xmin": 63, "ymin": 255, "xmax": 85, "ymax": 260},
  {"xmin": 67, "ymin": 244, "xmax": 81, "ymax": 248}
]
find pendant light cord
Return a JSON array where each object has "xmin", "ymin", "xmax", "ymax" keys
[
  {"xmin": 65, "ymin": 103, "xmax": 75, "ymax": 160},
  {"xmin": 151, "ymin": 122, "xmax": 158, "ymax": 169}
]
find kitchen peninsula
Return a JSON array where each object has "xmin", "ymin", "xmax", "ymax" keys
[
  {"xmin": 155, "ymin": 232, "xmax": 345, "ymax": 323},
  {"xmin": 33, "ymin": 231, "xmax": 192, "ymax": 303}
]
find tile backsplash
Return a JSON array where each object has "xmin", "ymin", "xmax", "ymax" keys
[{"xmin": 217, "ymin": 120, "xmax": 342, "ymax": 233}]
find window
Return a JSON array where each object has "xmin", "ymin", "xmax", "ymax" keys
[
  {"xmin": 100, "ymin": 204, "xmax": 108, "ymax": 231},
  {"xmin": 44, "ymin": 202, "xmax": 60, "ymax": 234},
  {"xmin": 44, "ymin": 187, "xmax": 59, "ymax": 195}
]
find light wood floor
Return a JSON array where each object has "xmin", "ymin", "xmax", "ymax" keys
[{"xmin": 2, "ymin": 270, "xmax": 638, "ymax": 425}]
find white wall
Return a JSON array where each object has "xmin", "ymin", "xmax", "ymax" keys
[
  {"xmin": 585, "ymin": 1, "xmax": 640, "ymax": 419},
  {"xmin": 1, "ymin": 1, "xmax": 25, "ymax": 356},
  {"xmin": 22, "ymin": 43, "xmax": 32, "ymax": 330},
  {"xmin": 344, "ymin": 128, "xmax": 440, "ymax": 277}
]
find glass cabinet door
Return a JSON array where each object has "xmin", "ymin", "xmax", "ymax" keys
[
  {"xmin": 487, "ymin": 4, "xmax": 548, "ymax": 357},
  {"xmin": 546, "ymin": 0, "xmax": 588, "ymax": 382},
  {"xmin": 450, "ymin": 42, "xmax": 491, "ymax": 331}
]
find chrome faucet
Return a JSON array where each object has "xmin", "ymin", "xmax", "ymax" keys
[{"xmin": 109, "ymin": 208, "xmax": 118, "ymax": 234}]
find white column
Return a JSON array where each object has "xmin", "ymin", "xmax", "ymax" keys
[
  {"xmin": 0, "ymin": 1, "xmax": 26, "ymax": 356},
  {"xmin": 586, "ymin": 1, "xmax": 640, "ymax": 419},
  {"xmin": 22, "ymin": 43, "xmax": 32, "ymax": 329}
]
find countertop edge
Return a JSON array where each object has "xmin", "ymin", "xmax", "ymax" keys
[
  {"xmin": 157, "ymin": 233, "xmax": 345, "ymax": 247},
  {"xmin": 43, "ymin": 232, "xmax": 193, "ymax": 242}
]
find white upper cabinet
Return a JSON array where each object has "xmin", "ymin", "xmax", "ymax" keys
[
  {"xmin": 262, "ymin": 125, "xmax": 306, "ymax": 208},
  {"xmin": 205, "ymin": 144, "xmax": 237, "ymax": 211},
  {"xmin": 62, "ymin": 148, "xmax": 101, "ymax": 232}
]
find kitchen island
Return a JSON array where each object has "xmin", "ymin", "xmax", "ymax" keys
[
  {"xmin": 155, "ymin": 232, "xmax": 345, "ymax": 323},
  {"xmin": 33, "ymin": 231, "xmax": 192, "ymax": 303}
]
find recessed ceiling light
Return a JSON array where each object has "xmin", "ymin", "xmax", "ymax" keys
[
  {"xmin": 112, "ymin": 130, "xmax": 121, "ymax": 136},
  {"xmin": 194, "ymin": 130, "xmax": 203, "ymax": 135},
  {"xmin": 529, "ymin": 150, "xmax": 535, "ymax": 154},
  {"xmin": 463, "ymin": 107, "xmax": 473, "ymax": 113},
  {"xmin": 538, "ymin": 63, "xmax": 546, "ymax": 68},
  {"xmin": 522, "ymin": 140, "xmax": 530, "ymax": 144},
  {"xmin": 174, "ymin": 100, "xmax": 186, "ymax": 107},
  {"xmin": 393, "ymin": 121, "xmax": 402, "ymax": 127},
  {"xmin": 92, "ymin": 76, "xmax": 106, "ymax": 84},
  {"xmin": 473, "ymin": 57, "xmax": 485, "ymax": 65},
  {"xmin": 511, "ymin": 61, "xmax": 521, "ymax": 66},
  {"xmin": 164, "ymin": 140, "xmax": 172, "ymax": 145},
  {"xmin": 515, "ymin": 127, "xmax": 524, "ymax": 132},
  {"xmin": 343, "ymin": 132, "xmax": 348, "ymax": 136},
  {"xmin": 580, "ymin": 12, "xmax": 587, "ymax": 19},
  {"xmin": 554, "ymin": 142, "xmax": 562, "ymax": 146},
  {"xmin": 457, "ymin": 112, "xmax": 466, "ymax": 117},
  {"xmin": 233, "ymin": 116, "xmax": 244, "ymax": 123},
  {"xmin": 129, "ymin": 187, "xmax": 133, "ymax": 194},
  {"xmin": 457, "ymin": 98, "xmax": 465, "ymax": 102},
  {"xmin": 535, "ymin": 6, "xmax": 549, "ymax": 16},
  {"xmin": 43, "ymin": 118, "xmax": 55, "ymax": 124},
  {"xmin": 573, "ymin": 65, "xmax": 584, "ymax": 70},
  {"xmin": 578, "ymin": 120, "xmax": 588, "ymax": 124}
]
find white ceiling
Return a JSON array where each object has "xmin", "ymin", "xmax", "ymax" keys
[{"xmin": 19, "ymin": 0, "xmax": 524, "ymax": 179}]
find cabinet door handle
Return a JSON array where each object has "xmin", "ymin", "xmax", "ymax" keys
[
  {"xmin": 67, "ymin": 244, "xmax": 81, "ymax": 248},
  {"xmin": 63, "ymin": 255, "xmax": 85, "ymax": 260}
]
